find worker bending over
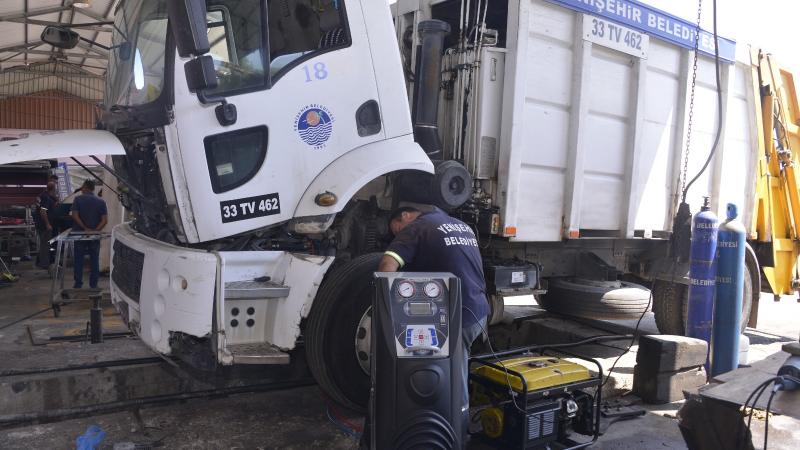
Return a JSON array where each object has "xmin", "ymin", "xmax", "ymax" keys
[{"xmin": 378, "ymin": 206, "xmax": 489, "ymax": 431}]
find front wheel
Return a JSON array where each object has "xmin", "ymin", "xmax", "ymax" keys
[{"xmin": 305, "ymin": 253, "xmax": 381, "ymax": 412}]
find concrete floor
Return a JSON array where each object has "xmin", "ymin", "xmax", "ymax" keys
[{"xmin": 1, "ymin": 260, "xmax": 797, "ymax": 449}]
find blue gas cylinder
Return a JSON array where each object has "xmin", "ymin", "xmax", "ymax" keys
[
  {"xmin": 686, "ymin": 198, "xmax": 718, "ymax": 350},
  {"xmin": 711, "ymin": 203, "xmax": 746, "ymax": 376}
]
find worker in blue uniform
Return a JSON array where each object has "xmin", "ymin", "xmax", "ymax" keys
[
  {"xmin": 378, "ymin": 205, "xmax": 489, "ymax": 433},
  {"xmin": 71, "ymin": 180, "xmax": 108, "ymax": 289}
]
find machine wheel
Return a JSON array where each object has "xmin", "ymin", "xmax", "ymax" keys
[
  {"xmin": 652, "ymin": 250, "xmax": 756, "ymax": 335},
  {"xmin": 305, "ymin": 253, "xmax": 382, "ymax": 412},
  {"xmin": 538, "ymin": 278, "xmax": 651, "ymax": 320}
]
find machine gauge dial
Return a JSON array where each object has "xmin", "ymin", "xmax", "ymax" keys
[
  {"xmin": 397, "ymin": 281, "xmax": 415, "ymax": 298},
  {"xmin": 424, "ymin": 282, "xmax": 441, "ymax": 298}
]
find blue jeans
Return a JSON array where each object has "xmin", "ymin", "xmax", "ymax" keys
[
  {"xmin": 462, "ymin": 316, "xmax": 488, "ymax": 436},
  {"xmin": 74, "ymin": 240, "xmax": 100, "ymax": 288}
]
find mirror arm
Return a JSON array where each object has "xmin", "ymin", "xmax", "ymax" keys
[{"xmin": 79, "ymin": 36, "xmax": 111, "ymax": 52}]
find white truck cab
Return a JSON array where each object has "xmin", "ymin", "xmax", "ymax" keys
[{"xmin": 103, "ymin": 0, "xmax": 437, "ymax": 410}]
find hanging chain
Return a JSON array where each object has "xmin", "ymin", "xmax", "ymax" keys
[{"xmin": 680, "ymin": 0, "xmax": 703, "ymax": 199}]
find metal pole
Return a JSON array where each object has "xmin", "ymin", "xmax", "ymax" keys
[{"xmin": 89, "ymin": 293, "xmax": 103, "ymax": 344}]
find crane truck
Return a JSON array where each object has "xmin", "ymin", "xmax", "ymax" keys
[{"xmin": 3, "ymin": 0, "xmax": 797, "ymax": 412}]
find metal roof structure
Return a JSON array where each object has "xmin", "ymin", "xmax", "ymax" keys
[{"xmin": 0, "ymin": 0, "xmax": 117, "ymax": 76}]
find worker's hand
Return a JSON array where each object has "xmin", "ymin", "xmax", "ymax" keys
[{"xmin": 46, "ymin": 224, "xmax": 53, "ymax": 232}]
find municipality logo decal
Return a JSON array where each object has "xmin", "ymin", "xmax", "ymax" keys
[{"xmin": 294, "ymin": 104, "xmax": 334, "ymax": 149}]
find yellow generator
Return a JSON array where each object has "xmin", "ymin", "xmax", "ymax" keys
[{"xmin": 470, "ymin": 350, "xmax": 601, "ymax": 449}]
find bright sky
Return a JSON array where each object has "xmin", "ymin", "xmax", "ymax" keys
[{"xmin": 387, "ymin": 0, "xmax": 799, "ymax": 70}]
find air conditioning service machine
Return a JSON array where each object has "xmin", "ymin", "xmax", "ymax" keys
[
  {"xmin": 370, "ymin": 273, "xmax": 465, "ymax": 449},
  {"xmin": 369, "ymin": 272, "xmax": 602, "ymax": 450}
]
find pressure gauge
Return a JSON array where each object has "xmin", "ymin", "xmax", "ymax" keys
[
  {"xmin": 397, "ymin": 281, "xmax": 415, "ymax": 298},
  {"xmin": 424, "ymin": 282, "xmax": 441, "ymax": 298}
]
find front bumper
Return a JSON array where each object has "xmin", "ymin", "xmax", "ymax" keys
[
  {"xmin": 110, "ymin": 224, "xmax": 335, "ymax": 362},
  {"xmin": 111, "ymin": 224, "xmax": 218, "ymax": 354}
]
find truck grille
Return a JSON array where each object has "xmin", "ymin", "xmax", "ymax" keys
[{"xmin": 112, "ymin": 240, "xmax": 144, "ymax": 303}]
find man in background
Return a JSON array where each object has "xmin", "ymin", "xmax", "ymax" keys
[
  {"xmin": 71, "ymin": 180, "xmax": 107, "ymax": 289},
  {"xmin": 35, "ymin": 181, "xmax": 59, "ymax": 269}
]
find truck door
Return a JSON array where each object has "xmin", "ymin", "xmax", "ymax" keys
[{"xmin": 172, "ymin": 0, "xmax": 382, "ymax": 243}]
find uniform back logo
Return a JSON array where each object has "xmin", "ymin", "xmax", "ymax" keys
[{"xmin": 294, "ymin": 104, "xmax": 334, "ymax": 149}]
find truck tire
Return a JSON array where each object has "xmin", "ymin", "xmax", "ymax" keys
[
  {"xmin": 652, "ymin": 249, "xmax": 757, "ymax": 335},
  {"xmin": 305, "ymin": 253, "xmax": 381, "ymax": 412},
  {"xmin": 538, "ymin": 278, "xmax": 651, "ymax": 320},
  {"xmin": 652, "ymin": 280, "xmax": 689, "ymax": 335}
]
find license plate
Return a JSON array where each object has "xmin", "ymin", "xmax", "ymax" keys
[
  {"xmin": 583, "ymin": 14, "xmax": 649, "ymax": 58},
  {"xmin": 220, "ymin": 193, "xmax": 281, "ymax": 223}
]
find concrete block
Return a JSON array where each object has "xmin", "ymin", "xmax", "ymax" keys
[
  {"xmin": 636, "ymin": 334, "xmax": 708, "ymax": 373},
  {"xmin": 633, "ymin": 364, "xmax": 707, "ymax": 404}
]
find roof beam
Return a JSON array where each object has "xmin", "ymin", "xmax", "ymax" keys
[
  {"xmin": 19, "ymin": 49, "xmax": 108, "ymax": 60},
  {"xmin": 6, "ymin": 17, "xmax": 112, "ymax": 32},
  {"xmin": 0, "ymin": 5, "xmax": 71, "ymax": 21},
  {"xmin": 72, "ymin": 6, "xmax": 107, "ymax": 22},
  {"xmin": 80, "ymin": 0, "xmax": 118, "ymax": 75},
  {"xmin": 0, "ymin": 41, "xmax": 42, "ymax": 54}
]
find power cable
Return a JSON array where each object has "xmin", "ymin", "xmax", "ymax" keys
[
  {"xmin": 465, "ymin": 305, "xmax": 527, "ymax": 415},
  {"xmin": 0, "ymin": 307, "xmax": 52, "ymax": 331},
  {"xmin": 600, "ymin": 285, "xmax": 653, "ymax": 389},
  {"xmin": 682, "ymin": 0, "xmax": 724, "ymax": 202},
  {"xmin": 736, "ymin": 376, "xmax": 782, "ymax": 449},
  {"xmin": 763, "ymin": 385, "xmax": 779, "ymax": 450}
]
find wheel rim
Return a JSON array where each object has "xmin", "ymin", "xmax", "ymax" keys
[{"xmin": 355, "ymin": 307, "xmax": 372, "ymax": 375}]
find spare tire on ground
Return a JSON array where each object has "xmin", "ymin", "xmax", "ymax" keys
[{"xmin": 538, "ymin": 278, "xmax": 651, "ymax": 320}]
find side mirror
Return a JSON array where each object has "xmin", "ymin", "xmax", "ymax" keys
[
  {"xmin": 117, "ymin": 42, "xmax": 132, "ymax": 61},
  {"xmin": 41, "ymin": 26, "xmax": 80, "ymax": 49},
  {"xmin": 167, "ymin": 0, "xmax": 210, "ymax": 57},
  {"xmin": 184, "ymin": 55, "xmax": 218, "ymax": 92}
]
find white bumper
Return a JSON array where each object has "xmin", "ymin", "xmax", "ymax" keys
[
  {"xmin": 111, "ymin": 224, "xmax": 218, "ymax": 354},
  {"xmin": 110, "ymin": 224, "xmax": 334, "ymax": 361}
]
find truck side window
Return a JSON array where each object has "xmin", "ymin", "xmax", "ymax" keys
[
  {"xmin": 205, "ymin": 1, "xmax": 268, "ymax": 96},
  {"xmin": 204, "ymin": 126, "xmax": 269, "ymax": 194},
  {"xmin": 267, "ymin": 0, "xmax": 350, "ymax": 81}
]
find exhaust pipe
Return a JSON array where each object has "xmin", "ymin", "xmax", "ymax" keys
[
  {"xmin": 412, "ymin": 20, "xmax": 451, "ymax": 159},
  {"xmin": 400, "ymin": 20, "xmax": 472, "ymax": 211}
]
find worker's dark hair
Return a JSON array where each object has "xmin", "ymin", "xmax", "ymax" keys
[
  {"xmin": 389, "ymin": 206, "xmax": 421, "ymax": 223},
  {"xmin": 82, "ymin": 179, "xmax": 96, "ymax": 191}
]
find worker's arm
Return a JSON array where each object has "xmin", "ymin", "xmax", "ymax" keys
[
  {"xmin": 95, "ymin": 214, "xmax": 108, "ymax": 232},
  {"xmin": 40, "ymin": 207, "xmax": 52, "ymax": 230},
  {"xmin": 71, "ymin": 210, "xmax": 88, "ymax": 231},
  {"xmin": 378, "ymin": 254, "xmax": 401, "ymax": 272}
]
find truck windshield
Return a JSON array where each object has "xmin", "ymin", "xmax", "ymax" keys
[{"xmin": 105, "ymin": 0, "xmax": 168, "ymax": 108}]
